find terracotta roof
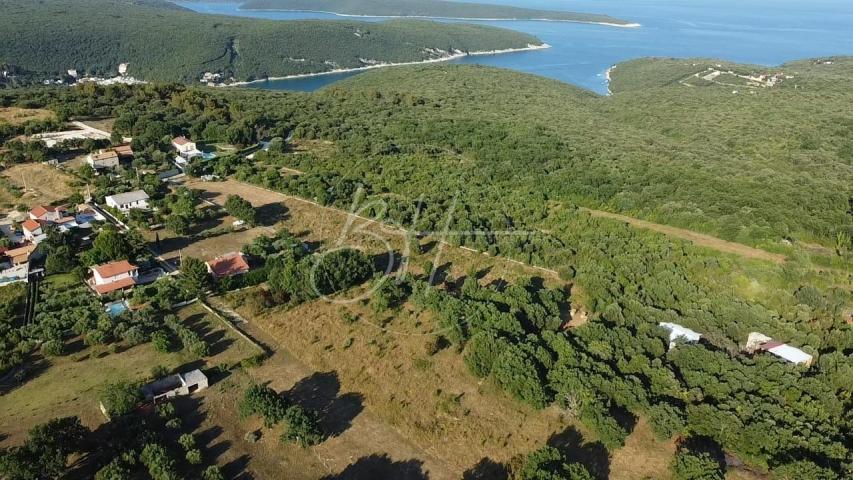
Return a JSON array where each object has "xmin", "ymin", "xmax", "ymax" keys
[
  {"xmin": 172, "ymin": 136, "xmax": 191, "ymax": 146},
  {"xmin": 93, "ymin": 276, "xmax": 136, "ymax": 295},
  {"xmin": 206, "ymin": 252, "xmax": 250, "ymax": 278},
  {"xmin": 6, "ymin": 244, "xmax": 37, "ymax": 264},
  {"xmin": 114, "ymin": 144, "xmax": 134, "ymax": 157},
  {"xmin": 91, "ymin": 150, "xmax": 118, "ymax": 161},
  {"xmin": 29, "ymin": 205, "xmax": 56, "ymax": 218},
  {"xmin": 21, "ymin": 219, "xmax": 42, "ymax": 232},
  {"xmin": 92, "ymin": 260, "xmax": 137, "ymax": 278}
]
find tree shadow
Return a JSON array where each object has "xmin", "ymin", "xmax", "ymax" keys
[
  {"xmin": 547, "ymin": 426, "xmax": 611, "ymax": 480},
  {"xmin": 255, "ymin": 202, "xmax": 289, "ymax": 226},
  {"xmin": 286, "ymin": 371, "xmax": 364, "ymax": 438},
  {"xmin": 371, "ymin": 251, "xmax": 402, "ymax": 277},
  {"xmin": 184, "ymin": 313, "xmax": 234, "ymax": 356},
  {"xmin": 0, "ymin": 357, "xmax": 50, "ymax": 395},
  {"xmin": 321, "ymin": 454, "xmax": 428, "ymax": 480},
  {"xmin": 462, "ymin": 457, "xmax": 508, "ymax": 480},
  {"xmin": 223, "ymin": 453, "xmax": 253, "ymax": 480}
]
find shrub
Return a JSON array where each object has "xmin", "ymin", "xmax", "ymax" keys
[
  {"xmin": 100, "ymin": 381, "xmax": 142, "ymax": 418},
  {"xmin": 281, "ymin": 405, "xmax": 323, "ymax": 448},
  {"xmin": 671, "ymin": 440, "xmax": 724, "ymax": 480},
  {"xmin": 40, "ymin": 339, "xmax": 65, "ymax": 357}
]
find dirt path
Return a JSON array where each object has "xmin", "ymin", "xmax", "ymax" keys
[{"xmin": 582, "ymin": 208, "xmax": 787, "ymax": 264}]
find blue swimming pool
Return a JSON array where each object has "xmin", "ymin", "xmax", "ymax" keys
[{"xmin": 105, "ymin": 300, "xmax": 130, "ymax": 317}]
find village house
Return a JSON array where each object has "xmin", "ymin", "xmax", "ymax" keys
[
  {"xmin": 105, "ymin": 190, "xmax": 150, "ymax": 212},
  {"xmin": 29, "ymin": 205, "xmax": 67, "ymax": 223},
  {"xmin": 87, "ymin": 149, "xmax": 120, "ymax": 170},
  {"xmin": 21, "ymin": 219, "xmax": 45, "ymax": 243},
  {"xmin": 745, "ymin": 332, "xmax": 814, "ymax": 366},
  {"xmin": 113, "ymin": 144, "xmax": 134, "ymax": 160},
  {"xmin": 89, "ymin": 260, "xmax": 139, "ymax": 295},
  {"xmin": 141, "ymin": 369, "xmax": 208, "ymax": 402},
  {"xmin": 205, "ymin": 251, "xmax": 251, "ymax": 280},
  {"xmin": 172, "ymin": 136, "xmax": 203, "ymax": 165},
  {"xmin": 659, "ymin": 322, "xmax": 702, "ymax": 350},
  {"xmin": 5, "ymin": 243, "xmax": 38, "ymax": 266}
]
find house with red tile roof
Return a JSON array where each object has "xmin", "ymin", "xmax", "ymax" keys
[
  {"xmin": 29, "ymin": 205, "xmax": 66, "ymax": 222},
  {"xmin": 21, "ymin": 219, "xmax": 44, "ymax": 242},
  {"xmin": 205, "ymin": 252, "xmax": 251, "ymax": 280},
  {"xmin": 89, "ymin": 260, "xmax": 139, "ymax": 295}
]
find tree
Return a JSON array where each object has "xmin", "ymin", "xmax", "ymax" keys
[
  {"xmin": 224, "ymin": 195, "xmax": 258, "ymax": 226},
  {"xmin": 463, "ymin": 331, "xmax": 508, "ymax": 377},
  {"xmin": 0, "ymin": 417, "xmax": 89, "ymax": 480},
  {"xmin": 180, "ymin": 256, "xmax": 210, "ymax": 297},
  {"xmin": 202, "ymin": 465, "xmax": 225, "ymax": 480},
  {"xmin": 165, "ymin": 214, "xmax": 191, "ymax": 235},
  {"xmin": 281, "ymin": 405, "xmax": 324, "ymax": 448},
  {"xmin": 492, "ymin": 344, "xmax": 550, "ymax": 409},
  {"xmin": 100, "ymin": 381, "xmax": 142, "ymax": 418},
  {"xmin": 84, "ymin": 226, "xmax": 133, "ymax": 265},
  {"xmin": 671, "ymin": 440, "xmax": 725, "ymax": 480},
  {"xmin": 95, "ymin": 459, "xmax": 132, "ymax": 480},
  {"xmin": 309, "ymin": 248, "xmax": 374, "ymax": 296},
  {"xmin": 510, "ymin": 446, "xmax": 593, "ymax": 480}
]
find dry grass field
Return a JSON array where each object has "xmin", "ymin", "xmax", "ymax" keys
[
  {"xmin": 0, "ymin": 107, "xmax": 55, "ymax": 126},
  {"xmin": 0, "ymin": 162, "xmax": 78, "ymax": 209}
]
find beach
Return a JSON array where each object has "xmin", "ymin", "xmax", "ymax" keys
[{"xmin": 228, "ymin": 43, "xmax": 552, "ymax": 87}]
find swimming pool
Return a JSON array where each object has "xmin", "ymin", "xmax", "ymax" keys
[{"xmin": 105, "ymin": 300, "xmax": 130, "ymax": 317}]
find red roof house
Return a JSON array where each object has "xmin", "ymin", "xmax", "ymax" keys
[{"xmin": 205, "ymin": 252, "xmax": 250, "ymax": 279}]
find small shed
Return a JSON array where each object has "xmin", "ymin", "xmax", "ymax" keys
[
  {"xmin": 141, "ymin": 369, "xmax": 209, "ymax": 402},
  {"xmin": 746, "ymin": 332, "xmax": 814, "ymax": 366}
]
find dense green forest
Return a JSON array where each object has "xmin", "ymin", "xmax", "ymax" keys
[
  {"xmin": 0, "ymin": 56, "xmax": 850, "ymax": 478},
  {"xmin": 0, "ymin": 0, "xmax": 541, "ymax": 83},
  {"xmin": 241, "ymin": 0, "xmax": 633, "ymax": 25}
]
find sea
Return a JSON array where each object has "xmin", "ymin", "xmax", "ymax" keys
[{"xmin": 177, "ymin": 0, "xmax": 853, "ymax": 94}]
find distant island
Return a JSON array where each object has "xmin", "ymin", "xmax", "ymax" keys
[
  {"xmin": 239, "ymin": 0, "xmax": 639, "ymax": 26},
  {"xmin": 0, "ymin": 0, "xmax": 545, "ymax": 84}
]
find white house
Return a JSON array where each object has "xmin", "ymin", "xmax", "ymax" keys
[
  {"xmin": 659, "ymin": 322, "xmax": 702, "ymax": 350},
  {"xmin": 105, "ymin": 190, "xmax": 149, "ymax": 212},
  {"xmin": 21, "ymin": 219, "xmax": 45, "ymax": 243},
  {"xmin": 87, "ymin": 149, "xmax": 120, "ymax": 170},
  {"xmin": 172, "ymin": 136, "xmax": 203, "ymax": 161},
  {"xmin": 90, "ymin": 260, "xmax": 138, "ymax": 295}
]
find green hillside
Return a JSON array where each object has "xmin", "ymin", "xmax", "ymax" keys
[
  {"xmin": 241, "ymin": 0, "xmax": 635, "ymax": 25},
  {"xmin": 0, "ymin": 57, "xmax": 851, "ymax": 478},
  {"xmin": 0, "ymin": 0, "xmax": 542, "ymax": 83},
  {"xmin": 326, "ymin": 59, "xmax": 852, "ymax": 250}
]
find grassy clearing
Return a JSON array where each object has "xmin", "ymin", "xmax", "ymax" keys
[
  {"xmin": 0, "ymin": 107, "xmax": 55, "ymax": 126},
  {"xmin": 0, "ymin": 162, "xmax": 77, "ymax": 209},
  {"xmin": 0, "ymin": 303, "xmax": 255, "ymax": 446},
  {"xmin": 76, "ymin": 117, "xmax": 115, "ymax": 133}
]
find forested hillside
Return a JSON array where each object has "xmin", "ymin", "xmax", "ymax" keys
[
  {"xmin": 241, "ymin": 0, "xmax": 634, "ymax": 25},
  {"xmin": 0, "ymin": 57, "xmax": 851, "ymax": 477},
  {"xmin": 0, "ymin": 0, "xmax": 541, "ymax": 83},
  {"xmin": 328, "ymin": 59, "xmax": 852, "ymax": 251}
]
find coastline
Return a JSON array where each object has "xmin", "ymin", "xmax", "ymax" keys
[
  {"xmin": 605, "ymin": 64, "xmax": 616, "ymax": 95},
  {"xmin": 227, "ymin": 43, "xmax": 552, "ymax": 87},
  {"xmin": 239, "ymin": 8, "xmax": 641, "ymax": 28}
]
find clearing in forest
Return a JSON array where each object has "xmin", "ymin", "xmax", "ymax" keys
[{"xmin": 0, "ymin": 107, "xmax": 55, "ymax": 126}]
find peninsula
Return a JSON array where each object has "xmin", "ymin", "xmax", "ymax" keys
[
  {"xmin": 0, "ymin": 0, "xmax": 545, "ymax": 84},
  {"xmin": 240, "ymin": 0, "xmax": 639, "ymax": 26}
]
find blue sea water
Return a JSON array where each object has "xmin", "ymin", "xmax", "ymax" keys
[{"xmin": 177, "ymin": 0, "xmax": 853, "ymax": 94}]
